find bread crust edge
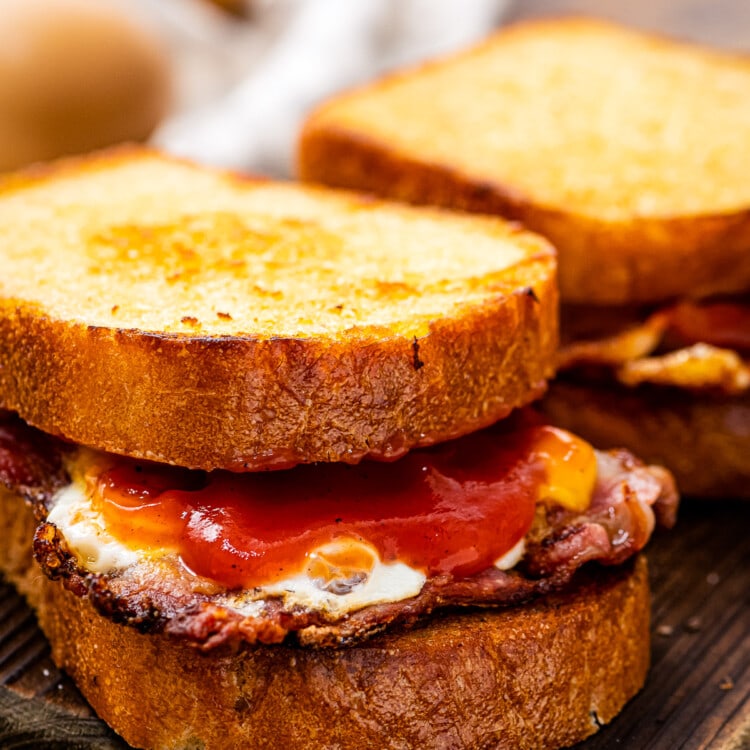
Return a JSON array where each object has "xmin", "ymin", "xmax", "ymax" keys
[{"xmin": 0, "ymin": 273, "xmax": 556, "ymax": 471}]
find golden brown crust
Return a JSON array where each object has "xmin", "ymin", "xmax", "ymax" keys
[
  {"xmin": 2, "ymin": 489, "xmax": 649, "ymax": 750},
  {"xmin": 298, "ymin": 18, "xmax": 750, "ymax": 305},
  {"xmin": 0, "ymin": 149, "xmax": 558, "ymax": 470},
  {"xmin": 299, "ymin": 127, "xmax": 750, "ymax": 306},
  {"xmin": 0, "ymin": 284, "xmax": 555, "ymax": 471},
  {"xmin": 541, "ymin": 381, "xmax": 750, "ymax": 498}
]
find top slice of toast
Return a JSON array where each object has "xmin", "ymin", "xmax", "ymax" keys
[
  {"xmin": 299, "ymin": 18, "xmax": 750, "ymax": 305},
  {"xmin": 0, "ymin": 148, "xmax": 556, "ymax": 471}
]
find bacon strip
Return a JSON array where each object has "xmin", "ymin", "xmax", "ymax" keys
[
  {"xmin": 1, "ymin": 412, "xmax": 677, "ymax": 650},
  {"xmin": 558, "ymin": 311, "xmax": 668, "ymax": 369},
  {"xmin": 666, "ymin": 301, "xmax": 750, "ymax": 353},
  {"xmin": 558, "ymin": 300, "xmax": 750, "ymax": 394},
  {"xmin": 617, "ymin": 343, "xmax": 750, "ymax": 394},
  {"xmin": 0, "ymin": 411, "xmax": 68, "ymax": 506}
]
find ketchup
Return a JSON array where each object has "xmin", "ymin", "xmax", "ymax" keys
[{"xmin": 94, "ymin": 426, "xmax": 558, "ymax": 590}]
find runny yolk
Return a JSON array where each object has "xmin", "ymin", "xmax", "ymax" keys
[
  {"xmin": 91, "ymin": 424, "xmax": 597, "ymax": 590},
  {"xmin": 534, "ymin": 427, "xmax": 597, "ymax": 513},
  {"xmin": 305, "ymin": 537, "xmax": 378, "ymax": 594}
]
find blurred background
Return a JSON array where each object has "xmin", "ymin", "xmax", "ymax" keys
[{"xmin": 0, "ymin": 0, "xmax": 748, "ymax": 178}]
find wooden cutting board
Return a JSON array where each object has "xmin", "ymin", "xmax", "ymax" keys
[
  {"xmin": 578, "ymin": 500, "xmax": 750, "ymax": 750},
  {"xmin": 1, "ymin": 499, "xmax": 748, "ymax": 749}
]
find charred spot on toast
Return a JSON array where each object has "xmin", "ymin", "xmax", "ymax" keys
[
  {"xmin": 525, "ymin": 286, "xmax": 540, "ymax": 304},
  {"xmin": 412, "ymin": 336, "xmax": 425, "ymax": 371}
]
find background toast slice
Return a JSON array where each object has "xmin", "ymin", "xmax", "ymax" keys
[
  {"xmin": 0, "ymin": 147, "xmax": 556, "ymax": 470},
  {"xmin": 299, "ymin": 17, "xmax": 750, "ymax": 305}
]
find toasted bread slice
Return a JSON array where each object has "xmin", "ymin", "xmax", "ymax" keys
[
  {"xmin": 1, "ymin": 488, "xmax": 650, "ymax": 750},
  {"xmin": 0, "ymin": 147, "xmax": 556, "ymax": 471},
  {"xmin": 299, "ymin": 18, "xmax": 750, "ymax": 305}
]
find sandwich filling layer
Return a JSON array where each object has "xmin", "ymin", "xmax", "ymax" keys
[
  {"xmin": 64, "ymin": 425, "xmax": 591, "ymax": 586},
  {"xmin": 47, "ymin": 425, "xmax": 590, "ymax": 616},
  {"xmin": 558, "ymin": 298, "xmax": 750, "ymax": 394},
  {"xmin": 544, "ymin": 297, "xmax": 750, "ymax": 498},
  {"xmin": 0, "ymin": 411, "xmax": 677, "ymax": 648}
]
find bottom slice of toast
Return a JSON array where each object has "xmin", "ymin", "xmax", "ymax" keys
[{"xmin": 1, "ymin": 486, "xmax": 650, "ymax": 750}]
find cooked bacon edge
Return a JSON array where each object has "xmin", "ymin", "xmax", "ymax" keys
[
  {"xmin": 0, "ymin": 411, "xmax": 677, "ymax": 650},
  {"xmin": 558, "ymin": 299, "xmax": 750, "ymax": 394}
]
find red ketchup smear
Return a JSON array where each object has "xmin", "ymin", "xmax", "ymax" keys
[{"xmin": 93, "ymin": 425, "xmax": 553, "ymax": 590}]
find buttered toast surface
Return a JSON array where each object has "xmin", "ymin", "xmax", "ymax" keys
[
  {"xmin": 0, "ymin": 148, "xmax": 557, "ymax": 470},
  {"xmin": 299, "ymin": 18, "xmax": 750, "ymax": 304}
]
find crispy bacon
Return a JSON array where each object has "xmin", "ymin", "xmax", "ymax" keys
[
  {"xmin": 618, "ymin": 343, "xmax": 750, "ymax": 394},
  {"xmin": 0, "ymin": 411, "xmax": 68, "ymax": 506},
  {"xmin": 666, "ymin": 301, "xmax": 750, "ymax": 353},
  {"xmin": 558, "ymin": 299, "xmax": 750, "ymax": 394},
  {"xmin": 1, "ymin": 412, "xmax": 677, "ymax": 650},
  {"xmin": 524, "ymin": 450, "xmax": 676, "ymax": 577},
  {"xmin": 558, "ymin": 310, "xmax": 668, "ymax": 369}
]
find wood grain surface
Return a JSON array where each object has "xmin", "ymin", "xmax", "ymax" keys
[
  {"xmin": 1, "ymin": 499, "xmax": 748, "ymax": 749},
  {"xmin": 575, "ymin": 500, "xmax": 750, "ymax": 750}
]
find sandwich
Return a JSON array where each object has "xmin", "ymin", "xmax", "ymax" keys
[
  {"xmin": 0, "ymin": 148, "xmax": 676, "ymax": 749},
  {"xmin": 298, "ymin": 17, "xmax": 750, "ymax": 498}
]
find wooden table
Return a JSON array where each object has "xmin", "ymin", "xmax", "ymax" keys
[{"xmin": 576, "ymin": 501, "xmax": 750, "ymax": 749}]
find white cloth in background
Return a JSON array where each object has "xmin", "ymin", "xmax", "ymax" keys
[{"xmin": 127, "ymin": 0, "xmax": 510, "ymax": 176}]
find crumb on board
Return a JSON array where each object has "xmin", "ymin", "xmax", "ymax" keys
[{"xmin": 684, "ymin": 616, "xmax": 703, "ymax": 633}]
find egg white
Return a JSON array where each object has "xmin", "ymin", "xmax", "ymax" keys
[{"xmin": 46, "ymin": 469, "xmax": 530, "ymax": 617}]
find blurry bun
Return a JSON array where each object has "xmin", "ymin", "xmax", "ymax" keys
[{"xmin": 0, "ymin": 0, "xmax": 170, "ymax": 171}]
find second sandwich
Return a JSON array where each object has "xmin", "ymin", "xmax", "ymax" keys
[{"xmin": 299, "ymin": 17, "xmax": 750, "ymax": 497}]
